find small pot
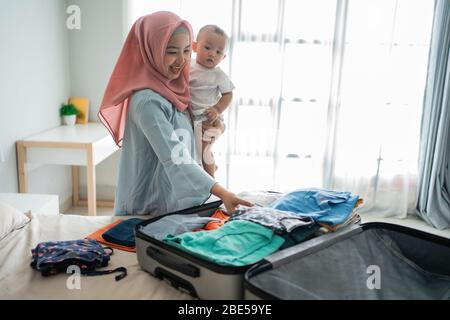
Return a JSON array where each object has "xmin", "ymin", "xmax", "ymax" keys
[{"xmin": 63, "ymin": 115, "xmax": 77, "ymax": 126}]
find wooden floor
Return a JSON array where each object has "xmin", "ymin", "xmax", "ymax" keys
[{"xmin": 63, "ymin": 206, "xmax": 114, "ymax": 216}]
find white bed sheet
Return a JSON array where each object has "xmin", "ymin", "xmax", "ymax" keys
[{"xmin": 0, "ymin": 213, "xmax": 192, "ymax": 300}]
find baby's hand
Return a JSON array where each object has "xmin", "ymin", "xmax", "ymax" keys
[{"xmin": 204, "ymin": 106, "xmax": 220, "ymax": 122}]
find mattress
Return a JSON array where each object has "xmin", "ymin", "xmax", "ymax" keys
[{"xmin": 0, "ymin": 213, "xmax": 192, "ymax": 300}]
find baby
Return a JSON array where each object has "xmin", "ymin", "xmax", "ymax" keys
[{"xmin": 189, "ymin": 25, "xmax": 234, "ymax": 178}]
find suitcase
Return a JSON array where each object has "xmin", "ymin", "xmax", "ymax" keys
[
  {"xmin": 244, "ymin": 222, "xmax": 450, "ymax": 300},
  {"xmin": 135, "ymin": 193, "xmax": 362, "ymax": 300},
  {"xmin": 135, "ymin": 200, "xmax": 252, "ymax": 299}
]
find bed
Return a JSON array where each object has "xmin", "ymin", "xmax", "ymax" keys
[
  {"xmin": 0, "ymin": 212, "xmax": 192, "ymax": 300},
  {"xmin": 0, "ymin": 191, "xmax": 285, "ymax": 300}
]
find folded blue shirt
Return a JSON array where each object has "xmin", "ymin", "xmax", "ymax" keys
[
  {"xmin": 269, "ymin": 188, "xmax": 359, "ymax": 226},
  {"xmin": 102, "ymin": 218, "xmax": 144, "ymax": 247}
]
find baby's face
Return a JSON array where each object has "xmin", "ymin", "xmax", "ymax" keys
[{"xmin": 194, "ymin": 30, "xmax": 227, "ymax": 69}]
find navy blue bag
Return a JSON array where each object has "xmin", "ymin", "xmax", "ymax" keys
[{"xmin": 30, "ymin": 238, "xmax": 127, "ymax": 281}]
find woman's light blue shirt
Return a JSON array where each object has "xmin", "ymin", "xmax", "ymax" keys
[{"xmin": 114, "ymin": 89, "xmax": 215, "ymax": 216}]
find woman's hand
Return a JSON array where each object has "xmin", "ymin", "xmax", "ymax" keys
[
  {"xmin": 221, "ymin": 192, "xmax": 254, "ymax": 214},
  {"xmin": 211, "ymin": 183, "xmax": 254, "ymax": 214}
]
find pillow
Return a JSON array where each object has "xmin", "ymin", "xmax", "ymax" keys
[{"xmin": 0, "ymin": 201, "xmax": 30, "ymax": 242}]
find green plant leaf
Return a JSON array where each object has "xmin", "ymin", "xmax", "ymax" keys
[{"xmin": 60, "ymin": 103, "xmax": 80, "ymax": 116}]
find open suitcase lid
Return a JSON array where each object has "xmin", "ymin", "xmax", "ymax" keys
[{"xmin": 244, "ymin": 222, "xmax": 450, "ymax": 300}]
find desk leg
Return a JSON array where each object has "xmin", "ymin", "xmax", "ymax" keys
[
  {"xmin": 72, "ymin": 166, "xmax": 79, "ymax": 206},
  {"xmin": 86, "ymin": 145, "xmax": 97, "ymax": 216},
  {"xmin": 16, "ymin": 141, "xmax": 28, "ymax": 193}
]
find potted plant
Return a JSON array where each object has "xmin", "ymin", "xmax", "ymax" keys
[{"xmin": 60, "ymin": 103, "xmax": 80, "ymax": 126}]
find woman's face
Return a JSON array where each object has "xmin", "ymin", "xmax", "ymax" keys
[{"xmin": 163, "ymin": 31, "xmax": 191, "ymax": 80}]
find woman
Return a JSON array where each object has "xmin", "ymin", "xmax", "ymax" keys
[{"xmin": 98, "ymin": 11, "xmax": 252, "ymax": 215}]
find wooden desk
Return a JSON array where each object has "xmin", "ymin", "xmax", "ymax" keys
[{"xmin": 16, "ymin": 123, "xmax": 119, "ymax": 216}]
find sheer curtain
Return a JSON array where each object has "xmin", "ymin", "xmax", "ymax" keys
[
  {"xmin": 125, "ymin": 0, "xmax": 435, "ymax": 218},
  {"xmin": 329, "ymin": 0, "xmax": 434, "ymax": 217}
]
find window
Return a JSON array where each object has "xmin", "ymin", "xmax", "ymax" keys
[{"xmin": 127, "ymin": 0, "xmax": 435, "ymax": 214}]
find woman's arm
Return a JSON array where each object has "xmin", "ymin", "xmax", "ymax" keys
[
  {"xmin": 134, "ymin": 96, "xmax": 216, "ymax": 206},
  {"xmin": 134, "ymin": 94, "xmax": 252, "ymax": 212}
]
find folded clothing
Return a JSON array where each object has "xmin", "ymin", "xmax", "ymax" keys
[
  {"xmin": 86, "ymin": 219, "xmax": 136, "ymax": 252},
  {"xmin": 102, "ymin": 218, "xmax": 144, "ymax": 247},
  {"xmin": 280, "ymin": 224, "xmax": 320, "ymax": 250},
  {"xmin": 199, "ymin": 209, "xmax": 229, "ymax": 231},
  {"xmin": 229, "ymin": 206, "xmax": 316, "ymax": 234},
  {"xmin": 236, "ymin": 190, "xmax": 285, "ymax": 207},
  {"xmin": 270, "ymin": 188, "xmax": 359, "ymax": 226},
  {"xmin": 163, "ymin": 220, "xmax": 285, "ymax": 267},
  {"xmin": 318, "ymin": 210, "xmax": 362, "ymax": 232},
  {"xmin": 140, "ymin": 213, "xmax": 221, "ymax": 240}
]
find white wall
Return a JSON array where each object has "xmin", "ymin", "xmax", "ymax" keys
[
  {"xmin": 67, "ymin": 0, "xmax": 125, "ymax": 200},
  {"xmin": 0, "ymin": 0, "xmax": 136, "ymax": 206},
  {"xmin": 0, "ymin": 0, "xmax": 72, "ymax": 203}
]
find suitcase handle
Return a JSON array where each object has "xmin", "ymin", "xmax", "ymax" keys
[
  {"xmin": 147, "ymin": 246, "xmax": 200, "ymax": 278},
  {"xmin": 154, "ymin": 267, "xmax": 198, "ymax": 297}
]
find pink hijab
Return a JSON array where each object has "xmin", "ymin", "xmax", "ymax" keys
[{"xmin": 98, "ymin": 11, "xmax": 193, "ymax": 147}]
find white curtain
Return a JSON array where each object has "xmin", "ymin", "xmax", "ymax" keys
[
  {"xmin": 329, "ymin": 0, "xmax": 434, "ymax": 217},
  {"xmin": 126, "ymin": 0, "xmax": 435, "ymax": 218}
]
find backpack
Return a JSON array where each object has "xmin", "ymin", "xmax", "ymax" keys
[{"xmin": 31, "ymin": 238, "xmax": 127, "ymax": 281}]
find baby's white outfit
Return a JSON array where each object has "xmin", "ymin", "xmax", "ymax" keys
[{"xmin": 189, "ymin": 59, "xmax": 235, "ymax": 122}]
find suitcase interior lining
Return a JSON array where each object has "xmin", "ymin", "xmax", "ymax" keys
[{"xmin": 247, "ymin": 224, "xmax": 450, "ymax": 299}]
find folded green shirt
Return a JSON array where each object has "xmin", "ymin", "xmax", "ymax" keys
[{"xmin": 163, "ymin": 220, "xmax": 285, "ymax": 266}]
